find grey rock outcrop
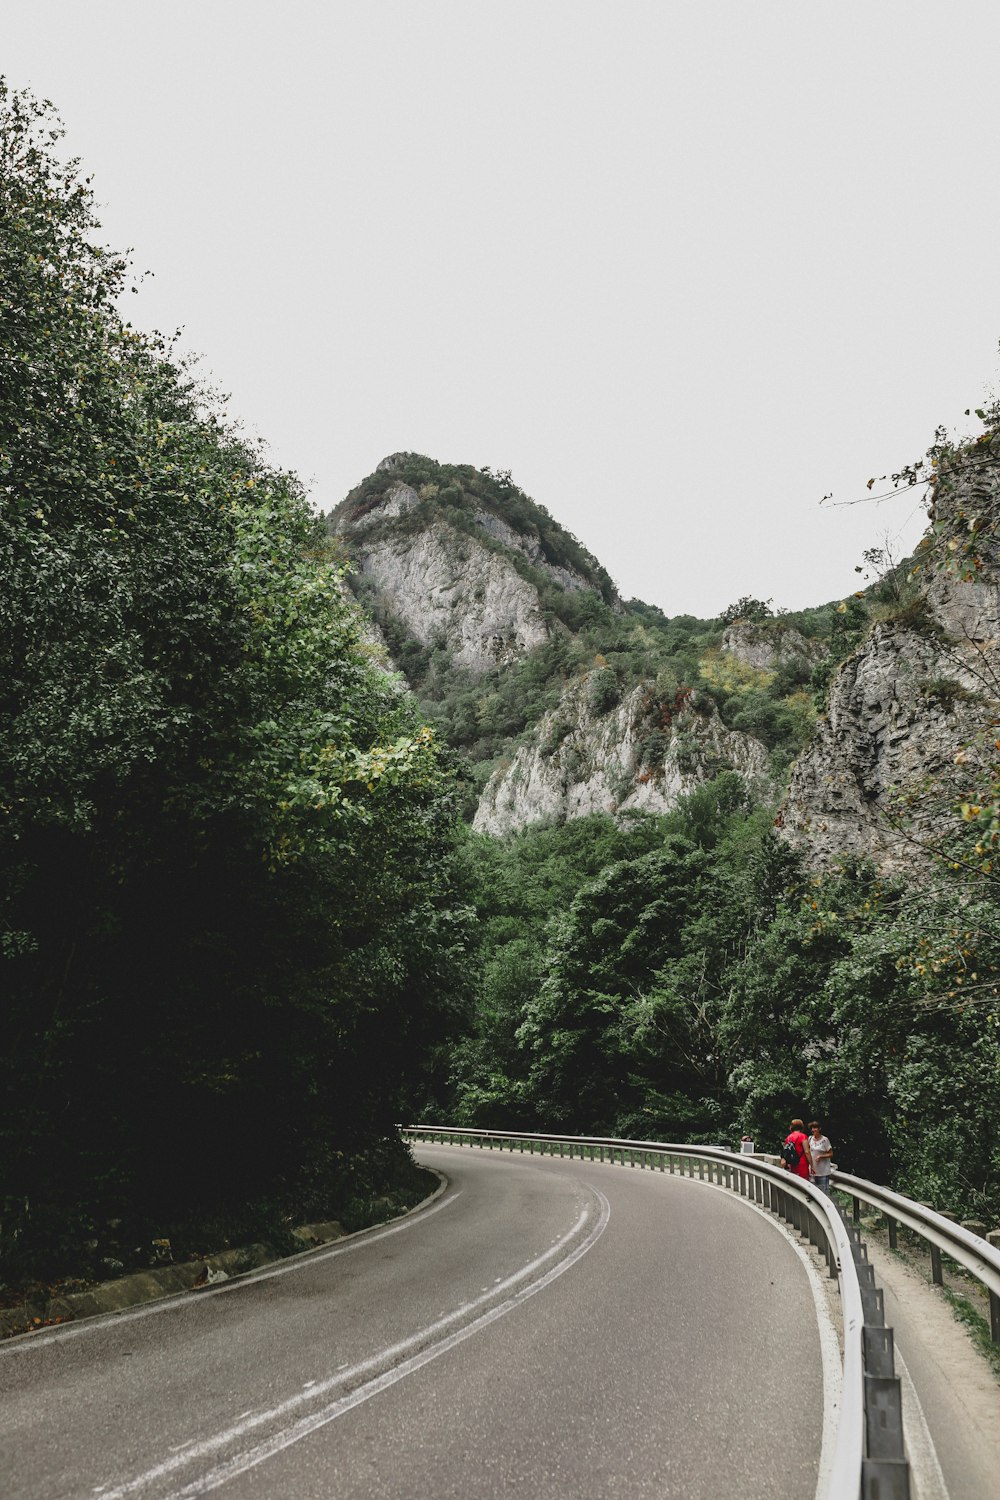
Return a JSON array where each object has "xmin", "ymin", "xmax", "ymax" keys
[
  {"xmin": 781, "ymin": 447, "xmax": 1000, "ymax": 874},
  {"xmin": 474, "ymin": 675, "xmax": 771, "ymax": 835},
  {"xmin": 349, "ymin": 511, "xmax": 551, "ymax": 674},
  {"xmin": 332, "ymin": 471, "xmax": 614, "ymax": 677},
  {"xmin": 780, "ymin": 623, "xmax": 990, "ymax": 872},
  {"xmin": 346, "ymin": 480, "xmax": 421, "ymax": 533},
  {"xmin": 472, "ymin": 506, "xmax": 594, "ymax": 594},
  {"xmin": 722, "ymin": 620, "xmax": 825, "ymax": 674}
]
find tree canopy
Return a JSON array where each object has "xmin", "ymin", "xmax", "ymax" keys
[{"xmin": 0, "ymin": 81, "xmax": 471, "ymax": 1281}]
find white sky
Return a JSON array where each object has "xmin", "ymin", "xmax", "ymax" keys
[{"xmin": 7, "ymin": 1, "xmax": 1000, "ymax": 617}]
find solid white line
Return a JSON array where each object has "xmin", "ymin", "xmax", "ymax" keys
[
  {"xmin": 586, "ymin": 1160, "xmax": 949, "ymax": 1499},
  {"xmin": 99, "ymin": 1188, "xmax": 610, "ymax": 1500},
  {"xmin": 695, "ymin": 1179, "xmax": 842, "ymax": 1500},
  {"xmin": 3, "ymin": 1188, "xmax": 460, "ymax": 1354}
]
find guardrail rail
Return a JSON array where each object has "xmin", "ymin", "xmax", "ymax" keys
[
  {"xmin": 832, "ymin": 1169, "xmax": 1000, "ymax": 1343},
  {"xmin": 404, "ymin": 1126, "xmax": 913, "ymax": 1500}
]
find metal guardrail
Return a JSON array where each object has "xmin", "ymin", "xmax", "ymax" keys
[
  {"xmin": 833, "ymin": 1169, "xmax": 1000, "ymax": 1342},
  {"xmin": 404, "ymin": 1125, "xmax": 907, "ymax": 1500}
]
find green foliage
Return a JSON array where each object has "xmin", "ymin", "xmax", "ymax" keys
[
  {"xmin": 719, "ymin": 596, "xmax": 773, "ymax": 626},
  {"xmin": 587, "ymin": 666, "xmax": 620, "ymax": 716},
  {"xmin": 447, "ymin": 779, "xmax": 1000, "ymax": 1221},
  {"xmin": 0, "ymin": 84, "xmax": 472, "ymax": 1283}
]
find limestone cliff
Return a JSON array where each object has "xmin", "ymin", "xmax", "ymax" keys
[
  {"xmin": 721, "ymin": 619, "xmax": 825, "ymax": 674},
  {"xmin": 781, "ymin": 441, "xmax": 1000, "ymax": 873},
  {"xmin": 341, "ymin": 487, "xmax": 552, "ymax": 673},
  {"xmin": 474, "ymin": 674, "xmax": 771, "ymax": 835},
  {"xmin": 330, "ymin": 457, "xmax": 615, "ymax": 678}
]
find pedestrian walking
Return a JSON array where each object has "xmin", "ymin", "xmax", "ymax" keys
[
  {"xmin": 780, "ymin": 1118, "xmax": 811, "ymax": 1179},
  {"xmin": 808, "ymin": 1121, "xmax": 833, "ymax": 1193}
]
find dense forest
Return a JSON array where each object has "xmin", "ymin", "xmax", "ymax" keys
[
  {"xmin": 444, "ymin": 790, "xmax": 1000, "ymax": 1220},
  {"xmin": 330, "ymin": 468, "xmax": 1000, "ymax": 1221},
  {"xmin": 0, "ymin": 84, "xmax": 473, "ymax": 1285},
  {"xmin": 4, "ymin": 81, "xmax": 1000, "ymax": 1296}
]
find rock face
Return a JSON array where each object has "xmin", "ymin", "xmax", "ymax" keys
[
  {"xmin": 474, "ymin": 675, "xmax": 771, "ymax": 835},
  {"xmin": 348, "ymin": 504, "xmax": 551, "ymax": 674},
  {"xmin": 333, "ymin": 473, "xmax": 609, "ymax": 677},
  {"xmin": 722, "ymin": 620, "xmax": 825, "ymax": 674},
  {"xmin": 472, "ymin": 506, "xmax": 593, "ymax": 594},
  {"xmin": 781, "ymin": 448, "xmax": 1000, "ymax": 874}
]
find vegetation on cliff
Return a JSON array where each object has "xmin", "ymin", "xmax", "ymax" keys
[
  {"xmin": 332, "ymin": 461, "xmax": 842, "ymax": 795},
  {"xmin": 430, "ymin": 410, "xmax": 1000, "ymax": 1220}
]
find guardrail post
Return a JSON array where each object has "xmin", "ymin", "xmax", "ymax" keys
[
  {"xmin": 863, "ymin": 1376, "xmax": 905, "ymax": 1462},
  {"xmin": 861, "ymin": 1285, "xmax": 885, "ymax": 1325},
  {"xmin": 853, "ymin": 1196, "xmax": 861, "ymax": 1224},
  {"xmin": 669, "ymin": 1154, "xmax": 675, "ymax": 1174},
  {"xmin": 862, "ymin": 1459, "xmax": 910, "ymax": 1499},
  {"xmin": 886, "ymin": 1214, "xmax": 897, "ymax": 1250},
  {"xmin": 929, "ymin": 1243, "xmax": 943, "ymax": 1285}
]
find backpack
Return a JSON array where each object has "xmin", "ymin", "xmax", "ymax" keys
[{"xmin": 781, "ymin": 1138, "xmax": 802, "ymax": 1171}]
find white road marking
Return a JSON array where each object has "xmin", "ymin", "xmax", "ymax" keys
[
  {"xmin": 98, "ymin": 1188, "xmax": 611, "ymax": 1500},
  {"xmin": 2, "ymin": 1188, "xmax": 460, "ymax": 1355}
]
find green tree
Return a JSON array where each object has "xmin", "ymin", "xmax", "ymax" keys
[{"xmin": 0, "ymin": 82, "xmax": 471, "ymax": 1280}]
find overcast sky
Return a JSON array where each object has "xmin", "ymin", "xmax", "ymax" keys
[{"xmin": 8, "ymin": 2, "xmax": 1000, "ymax": 616}]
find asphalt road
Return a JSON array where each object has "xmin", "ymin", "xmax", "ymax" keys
[{"xmin": 0, "ymin": 1145, "xmax": 829, "ymax": 1500}]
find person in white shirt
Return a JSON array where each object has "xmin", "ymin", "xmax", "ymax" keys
[{"xmin": 808, "ymin": 1121, "xmax": 833, "ymax": 1193}]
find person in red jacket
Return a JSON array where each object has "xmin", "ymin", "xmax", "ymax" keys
[{"xmin": 781, "ymin": 1118, "xmax": 812, "ymax": 1180}]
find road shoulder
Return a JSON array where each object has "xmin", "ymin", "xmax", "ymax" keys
[{"xmin": 863, "ymin": 1230, "xmax": 1000, "ymax": 1499}]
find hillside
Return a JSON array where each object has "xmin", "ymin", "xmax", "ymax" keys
[
  {"xmin": 367, "ymin": 433, "xmax": 1000, "ymax": 1217},
  {"xmin": 328, "ymin": 454, "xmax": 832, "ymax": 824}
]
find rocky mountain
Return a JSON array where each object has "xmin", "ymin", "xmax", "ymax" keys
[
  {"xmin": 329, "ymin": 453, "xmax": 617, "ymax": 677},
  {"xmin": 781, "ymin": 439, "xmax": 1000, "ymax": 874},
  {"xmin": 328, "ymin": 454, "xmax": 821, "ymax": 833},
  {"xmin": 329, "ymin": 446, "xmax": 1000, "ymax": 871}
]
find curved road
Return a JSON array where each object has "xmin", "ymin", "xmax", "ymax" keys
[{"xmin": 0, "ymin": 1145, "xmax": 829, "ymax": 1499}]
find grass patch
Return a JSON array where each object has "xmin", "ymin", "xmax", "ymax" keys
[{"xmin": 942, "ymin": 1287, "xmax": 1000, "ymax": 1382}]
